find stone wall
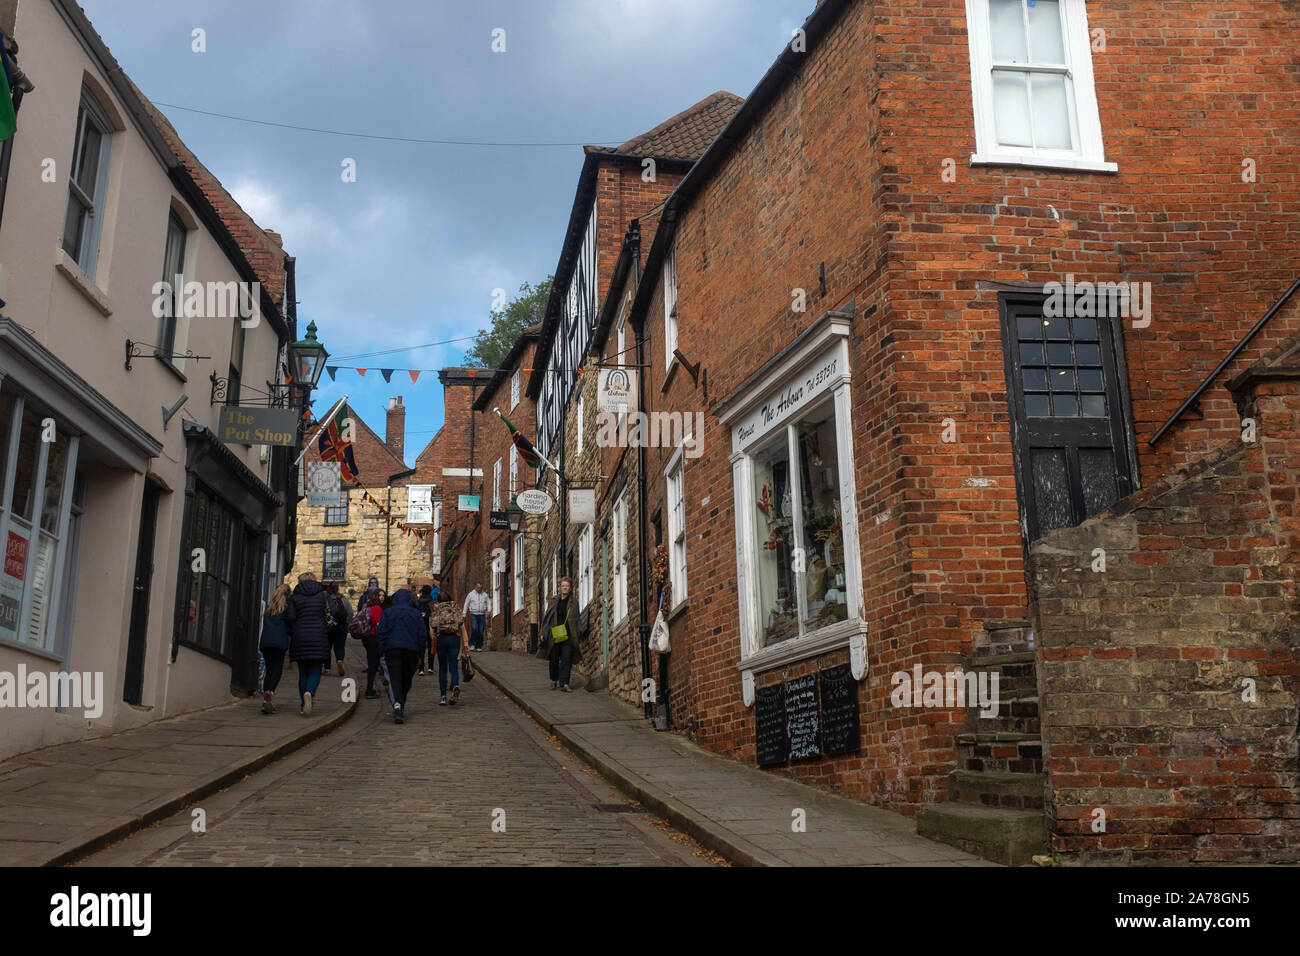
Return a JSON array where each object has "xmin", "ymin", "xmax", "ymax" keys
[{"xmin": 1029, "ymin": 372, "xmax": 1300, "ymax": 863}]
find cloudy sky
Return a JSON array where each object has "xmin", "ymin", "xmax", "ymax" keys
[{"xmin": 79, "ymin": 0, "xmax": 814, "ymax": 460}]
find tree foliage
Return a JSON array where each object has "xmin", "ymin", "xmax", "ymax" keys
[{"xmin": 464, "ymin": 277, "xmax": 553, "ymax": 370}]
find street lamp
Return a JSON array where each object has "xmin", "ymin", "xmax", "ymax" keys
[
  {"xmin": 506, "ymin": 496, "xmax": 524, "ymax": 533},
  {"xmin": 287, "ymin": 320, "xmax": 329, "ymax": 390}
]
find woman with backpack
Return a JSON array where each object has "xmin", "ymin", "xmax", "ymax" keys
[
  {"xmin": 324, "ymin": 581, "xmax": 352, "ymax": 677},
  {"xmin": 429, "ymin": 588, "xmax": 470, "ymax": 706},
  {"xmin": 283, "ymin": 571, "xmax": 332, "ymax": 715},
  {"xmin": 359, "ymin": 587, "xmax": 387, "ymax": 700},
  {"xmin": 258, "ymin": 582, "xmax": 292, "ymax": 714}
]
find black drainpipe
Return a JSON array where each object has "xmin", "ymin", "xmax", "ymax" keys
[{"xmin": 629, "ymin": 224, "xmax": 653, "ymax": 720}]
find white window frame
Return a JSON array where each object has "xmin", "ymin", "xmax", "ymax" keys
[
  {"xmin": 509, "ymin": 445, "xmax": 518, "ymax": 496},
  {"xmin": 717, "ymin": 317, "xmax": 865, "ymax": 672},
  {"xmin": 664, "ymin": 246, "xmax": 678, "ymax": 368},
  {"xmin": 513, "ymin": 533, "xmax": 525, "ymax": 611},
  {"xmin": 61, "ymin": 91, "xmax": 114, "ymax": 278},
  {"xmin": 492, "ymin": 561, "xmax": 501, "ymax": 617},
  {"xmin": 665, "ymin": 445, "xmax": 687, "ymax": 607},
  {"xmin": 965, "ymin": 0, "xmax": 1115, "ymax": 173},
  {"xmin": 432, "ymin": 500, "xmax": 443, "ymax": 573},
  {"xmin": 577, "ymin": 394, "xmax": 584, "ymax": 455},
  {"xmin": 578, "ymin": 523, "xmax": 594, "ymax": 611},
  {"xmin": 511, "ymin": 369, "xmax": 521, "ymax": 410},
  {"xmin": 493, "ymin": 457, "xmax": 502, "ymax": 511},
  {"xmin": 612, "ymin": 490, "xmax": 628, "ymax": 624},
  {"xmin": 552, "ymin": 553, "xmax": 558, "ymax": 596}
]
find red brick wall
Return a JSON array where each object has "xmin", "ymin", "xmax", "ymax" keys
[
  {"xmin": 1030, "ymin": 371, "xmax": 1300, "ymax": 863},
  {"xmin": 641, "ymin": 0, "xmax": 1300, "ymax": 815}
]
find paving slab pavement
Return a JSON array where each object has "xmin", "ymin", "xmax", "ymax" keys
[
  {"xmin": 473, "ymin": 649, "xmax": 993, "ymax": 867},
  {"xmin": 0, "ymin": 662, "xmax": 356, "ymax": 867}
]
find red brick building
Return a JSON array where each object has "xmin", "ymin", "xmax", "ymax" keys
[{"xmin": 609, "ymin": 0, "xmax": 1299, "ymax": 863}]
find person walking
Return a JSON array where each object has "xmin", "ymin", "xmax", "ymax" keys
[
  {"xmin": 360, "ymin": 588, "xmax": 388, "ymax": 699},
  {"xmin": 325, "ymin": 581, "xmax": 352, "ymax": 677},
  {"xmin": 414, "ymin": 584, "xmax": 434, "ymax": 675},
  {"xmin": 462, "ymin": 582, "xmax": 490, "ymax": 652},
  {"xmin": 283, "ymin": 572, "xmax": 332, "ymax": 715},
  {"xmin": 258, "ymin": 582, "xmax": 292, "ymax": 714},
  {"xmin": 374, "ymin": 587, "xmax": 426, "ymax": 724},
  {"xmin": 540, "ymin": 576, "xmax": 583, "ymax": 692},
  {"xmin": 430, "ymin": 588, "xmax": 470, "ymax": 706}
]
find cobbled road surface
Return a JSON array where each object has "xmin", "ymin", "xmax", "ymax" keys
[{"xmin": 77, "ymin": 655, "xmax": 716, "ymax": 867}]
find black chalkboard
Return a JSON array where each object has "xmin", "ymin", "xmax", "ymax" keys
[
  {"xmin": 754, "ymin": 683, "xmax": 789, "ymax": 766},
  {"xmin": 819, "ymin": 663, "xmax": 860, "ymax": 756},
  {"xmin": 786, "ymin": 673, "xmax": 821, "ymax": 760}
]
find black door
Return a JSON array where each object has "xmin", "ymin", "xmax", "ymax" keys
[
  {"xmin": 124, "ymin": 482, "xmax": 161, "ymax": 705},
  {"xmin": 1000, "ymin": 293, "xmax": 1137, "ymax": 544}
]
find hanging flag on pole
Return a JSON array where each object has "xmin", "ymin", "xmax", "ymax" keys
[
  {"xmin": 493, "ymin": 406, "xmax": 558, "ymax": 476},
  {"xmin": 316, "ymin": 402, "xmax": 359, "ymax": 483},
  {"xmin": 294, "ymin": 394, "xmax": 347, "ymax": 468}
]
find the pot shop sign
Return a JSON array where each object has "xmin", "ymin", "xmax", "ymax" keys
[{"xmin": 218, "ymin": 406, "xmax": 299, "ymax": 446}]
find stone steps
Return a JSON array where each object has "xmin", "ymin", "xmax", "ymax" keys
[
  {"xmin": 916, "ymin": 801, "xmax": 1047, "ymax": 867},
  {"xmin": 949, "ymin": 770, "xmax": 1045, "ymax": 811}
]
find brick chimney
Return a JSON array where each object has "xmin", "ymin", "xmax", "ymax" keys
[{"xmin": 386, "ymin": 396, "xmax": 405, "ymax": 461}]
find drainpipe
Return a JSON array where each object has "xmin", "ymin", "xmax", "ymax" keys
[{"xmin": 629, "ymin": 223, "xmax": 653, "ymax": 720}]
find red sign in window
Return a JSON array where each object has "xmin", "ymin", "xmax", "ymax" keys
[{"xmin": 5, "ymin": 531, "xmax": 28, "ymax": 579}]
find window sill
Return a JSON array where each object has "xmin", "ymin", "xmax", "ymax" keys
[
  {"xmin": 970, "ymin": 152, "xmax": 1118, "ymax": 174},
  {"xmin": 0, "ymin": 636, "xmax": 65, "ymax": 665},
  {"xmin": 667, "ymin": 596, "xmax": 689, "ymax": 623},
  {"xmin": 54, "ymin": 248, "xmax": 112, "ymax": 316},
  {"xmin": 736, "ymin": 616, "xmax": 868, "ymax": 674}
]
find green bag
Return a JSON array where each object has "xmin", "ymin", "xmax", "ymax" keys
[{"xmin": 550, "ymin": 623, "xmax": 569, "ymax": 644}]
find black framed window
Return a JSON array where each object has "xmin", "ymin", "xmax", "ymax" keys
[
  {"xmin": 323, "ymin": 502, "xmax": 348, "ymax": 526},
  {"xmin": 179, "ymin": 486, "xmax": 240, "ymax": 658},
  {"xmin": 1000, "ymin": 292, "xmax": 1136, "ymax": 544},
  {"xmin": 323, "ymin": 543, "xmax": 346, "ymax": 580}
]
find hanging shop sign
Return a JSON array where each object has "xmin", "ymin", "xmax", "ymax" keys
[
  {"xmin": 457, "ymin": 494, "xmax": 480, "ymax": 512},
  {"xmin": 408, "ymin": 484, "xmax": 434, "ymax": 523},
  {"xmin": 488, "ymin": 511, "xmax": 510, "ymax": 531},
  {"xmin": 516, "ymin": 489, "xmax": 553, "ymax": 515},
  {"xmin": 597, "ymin": 368, "xmax": 637, "ymax": 413},
  {"xmin": 219, "ymin": 405, "xmax": 299, "ymax": 446},
  {"xmin": 568, "ymin": 487, "xmax": 596, "ymax": 524},
  {"xmin": 306, "ymin": 460, "xmax": 346, "ymax": 508}
]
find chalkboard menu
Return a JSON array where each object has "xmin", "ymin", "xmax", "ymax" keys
[
  {"xmin": 819, "ymin": 664, "xmax": 861, "ymax": 756},
  {"xmin": 754, "ymin": 683, "xmax": 789, "ymax": 766},
  {"xmin": 786, "ymin": 673, "xmax": 821, "ymax": 760}
]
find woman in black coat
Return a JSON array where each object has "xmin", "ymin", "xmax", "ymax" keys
[{"xmin": 283, "ymin": 572, "xmax": 332, "ymax": 715}]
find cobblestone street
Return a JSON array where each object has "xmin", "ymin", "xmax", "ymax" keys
[{"xmin": 76, "ymin": 656, "xmax": 717, "ymax": 867}]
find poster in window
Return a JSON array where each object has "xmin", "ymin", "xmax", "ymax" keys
[{"xmin": 0, "ymin": 526, "xmax": 29, "ymax": 642}]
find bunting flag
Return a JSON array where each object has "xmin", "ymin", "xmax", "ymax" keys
[
  {"xmin": 357, "ymin": 368, "xmax": 367, "ymax": 376},
  {"xmin": 325, "ymin": 366, "xmax": 338, "ymax": 381},
  {"xmin": 409, "ymin": 370, "xmax": 421, "ymax": 384},
  {"xmin": 381, "ymin": 369, "xmax": 394, "ymax": 382},
  {"xmin": 317, "ymin": 402, "xmax": 359, "ymax": 483}
]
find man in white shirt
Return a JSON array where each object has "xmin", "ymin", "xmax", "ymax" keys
[{"xmin": 463, "ymin": 582, "xmax": 490, "ymax": 651}]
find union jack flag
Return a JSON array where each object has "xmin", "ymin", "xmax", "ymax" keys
[{"xmin": 317, "ymin": 403, "xmax": 359, "ymax": 484}]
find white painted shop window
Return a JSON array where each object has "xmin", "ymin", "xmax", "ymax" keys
[
  {"xmin": 718, "ymin": 316, "xmax": 865, "ymax": 668},
  {"xmin": 664, "ymin": 245, "xmax": 678, "ymax": 369},
  {"xmin": 665, "ymin": 443, "xmax": 687, "ymax": 606},
  {"xmin": 492, "ymin": 562, "xmax": 501, "ymax": 617},
  {"xmin": 493, "ymin": 457, "xmax": 502, "ymax": 511},
  {"xmin": 513, "ymin": 533, "xmax": 525, "ymax": 611},
  {"xmin": 965, "ymin": 0, "xmax": 1115, "ymax": 172},
  {"xmin": 612, "ymin": 489, "xmax": 628, "ymax": 624},
  {"xmin": 61, "ymin": 90, "xmax": 115, "ymax": 277},
  {"xmin": 511, "ymin": 369, "xmax": 520, "ymax": 410},
  {"xmin": 578, "ymin": 523, "xmax": 593, "ymax": 611}
]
